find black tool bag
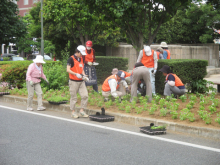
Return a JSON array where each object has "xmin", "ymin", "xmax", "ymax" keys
[{"xmin": 84, "ymin": 64, "xmax": 97, "ymax": 86}]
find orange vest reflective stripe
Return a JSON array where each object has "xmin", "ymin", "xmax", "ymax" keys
[
  {"xmin": 165, "ymin": 50, "xmax": 170, "ymax": 59},
  {"xmin": 166, "ymin": 73, "xmax": 184, "ymax": 87},
  {"xmin": 120, "ymin": 70, "xmax": 131, "ymax": 78},
  {"xmin": 69, "ymin": 55, "xmax": 84, "ymax": 80},
  {"xmin": 102, "ymin": 75, "xmax": 119, "ymax": 92},
  {"xmin": 156, "ymin": 51, "xmax": 160, "ymax": 59},
  {"xmin": 85, "ymin": 48, "xmax": 94, "ymax": 62},
  {"xmin": 141, "ymin": 49, "xmax": 154, "ymax": 68}
]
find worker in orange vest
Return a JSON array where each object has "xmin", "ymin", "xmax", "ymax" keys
[
  {"xmin": 83, "ymin": 40, "xmax": 99, "ymax": 92},
  {"xmin": 160, "ymin": 42, "xmax": 171, "ymax": 59},
  {"xmin": 66, "ymin": 45, "xmax": 89, "ymax": 118},
  {"xmin": 111, "ymin": 68, "xmax": 131, "ymax": 92},
  {"xmin": 130, "ymin": 62, "xmax": 152, "ymax": 102},
  {"xmin": 137, "ymin": 45, "xmax": 158, "ymax": 94},
  {"xmin": 102, "ymin": 71, "xmax": 127, "ymax": 102},
  {"xmin": 159, "ymin": 65, "xmax": 186, "ymax": 97},
  {"xmin": 156, "ymin": 47, "xmax": 164, "ymax": 59}
]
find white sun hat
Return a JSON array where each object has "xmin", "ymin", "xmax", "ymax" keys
[
  {"xmin": 33, "ymin": 55, "xmax": 46, "ymax": 64},
  {"xmin": 144, "ymin": 45, "xmax": 152, "ymax": 55},
  {"xmin": 77, "ymin": 45, "xmax": 86, "ymax": 55},
  {"xmin": 160, "ymin": 42, "xmax": 168, "ymax": 48}
]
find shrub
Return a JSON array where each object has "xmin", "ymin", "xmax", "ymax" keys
[
  {"xmin": 155, "ymin": 59, "xmax": 208, "ymax": 94},
  {"xmin": 1, "ymin": 61, "xmax": 63, "ymax": 89},
  {"xmin": 95, "ymin": 56, "xmax": 128, "ymax": 84}
]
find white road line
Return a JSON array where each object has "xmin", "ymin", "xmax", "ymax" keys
[{"xmin": 1, "ymin": 105, "xmax": 220, "ymax": 153}]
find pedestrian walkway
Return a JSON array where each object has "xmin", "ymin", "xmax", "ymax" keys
[{"xmin": 204, "ymin": 74, "xmax": 220, "ymax": 92}]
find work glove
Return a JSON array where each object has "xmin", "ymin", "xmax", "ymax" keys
[
  {"xmin": 75, "ymin": 73, "xmax": 82, "ymax": 79},
  {"xmin": 82, "ymin": 75, "xmax": 89, "ymax": 82},
  {"xmin": 126, "ymin": 87, "xmax": 130, "ymax": 94},
  {"xmin": 30, "ymin": 81, "xmax": 34, "ymax": 86},
  {"xmin": 87, "ymin": 62, "xmax": 93, "ymax": 66}
]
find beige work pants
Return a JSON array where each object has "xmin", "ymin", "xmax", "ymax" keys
[
  {"xmin": 69, "ymin": 80, "xmax": 88, "ymax": 111},
  {"xmin": 27, "ymin": 81, "xmax": 43, "ymax": 108},
  {"xmin": 131, "ymin": 66, "xmax": 152, "ymax": 102},
  {"xmin": 102, "ymin": 83, "xmax": 126, "ymax": 98}
]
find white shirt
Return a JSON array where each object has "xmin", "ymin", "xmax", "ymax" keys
[{"xmin": 108, "ymin": 75, "xmax": 127, "ymax": 98}]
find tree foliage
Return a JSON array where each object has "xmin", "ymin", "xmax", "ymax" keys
[
  {"xmin": 86, "ymin": 0, "xmax": 191, "ymax": 54},
  {"xmin": 155, "ymin": 2, "xmax": 220, "ymax": 43},
  {"xmin": 0, "ymin": 0, "xmax": 26, "ymax": 46},
  {"xmin": 43, "ymin": 0, "xmax": 121, "ymax": 56}
]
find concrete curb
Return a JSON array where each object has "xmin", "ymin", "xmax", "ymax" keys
[{"xmin": 1, "ymin": 95, "xmax": 220, "ymax": 139}]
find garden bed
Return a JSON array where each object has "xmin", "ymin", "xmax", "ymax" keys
[{"xmin": 6, "ymin": 85, "xmax": 220, "ymax": 130}]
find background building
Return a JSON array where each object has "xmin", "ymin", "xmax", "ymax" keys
[{"xmin": 16, "ymin": 0, "xmax": 40, "ymax": 17}]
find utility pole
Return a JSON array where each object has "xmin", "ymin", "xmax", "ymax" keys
[{"xmin": 41, "ymin": 0, "xmax": 44, "ymax": 56}]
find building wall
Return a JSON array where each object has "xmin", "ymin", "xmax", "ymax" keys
[
  {"xmin": 17, "ymin": 0, "xmax": 40, "ymax": 16},
  {"xmin": 106, "ymin": 44, "xmax": 220, "ymax": 70}
]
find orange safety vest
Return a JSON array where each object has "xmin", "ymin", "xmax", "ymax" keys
[
  {"xmin": 120, "ymin": 70, "xmax": 131, "ymax": 78},
  {"xmin": 141, "ymin": 49, "xmax": 155, "ymax": 68},
  {"xmin": 166, "ymin": 73, "xmax": 184, "ymax": 87},
  {"xmin": 165, "ymin": 50, "xmax": 170, "ymax": 59},
  {"xmin": 85, "ymin": 48, "xmax": 94, "ymax": 62},
  {"xmin": 69, "ymin": 55, "xmax": 84, "ymax": 81},
  {"xmin": 102, "ymin": 75, "xmax": 119, "ymax": 92},
  {"xmin": 156, "ymin": 51, "xmax": 160, "ymax": 59}
]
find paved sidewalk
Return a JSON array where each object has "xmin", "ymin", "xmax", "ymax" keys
[{"xmin": 0, "ymin": 95, "xmax": 220, "ymax": 140}]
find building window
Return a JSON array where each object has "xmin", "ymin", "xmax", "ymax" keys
[
  {"xmin": 33, "ymin": 0, "xmax": 38, "ymax": 4},
  {"xmin": 24, "ymin": 0, "xmax": 29, "ymax": 5}
]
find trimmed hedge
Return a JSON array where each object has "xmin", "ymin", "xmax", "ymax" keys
[
  {"xmin": 155, "ymin": 59, "xmax": 208, "ymax": 95},
  {"xmin": 95, "ymin": 56, "xmax": 128, "ymax": 84}
]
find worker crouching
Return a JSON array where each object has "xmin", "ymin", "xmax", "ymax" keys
[
  {"xmin": 102, "ymin": 71, "xmax": 127, "ymax": 102},
  {"xmin": 159, "ymin": 65, "xmax": 186, "ymax": 97}
]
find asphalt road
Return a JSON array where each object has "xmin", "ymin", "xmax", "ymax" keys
[{"xmin": 0, "ymin": 104, "xmax": 220, "ymax": 165}]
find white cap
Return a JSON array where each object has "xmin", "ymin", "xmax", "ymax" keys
[
  {"xmin": 33, "ymin": 55, "xmax": 45, "ymax": 64},
  {"xmin": 160, "ymin": 42, "xmax": 168, "ymax": 48},
  {"xmin": 77, "ymin": 45, "xmax": 86, "ymax": 55},
  {"xmin": 144, "ymin": 45, "xmax": 152, "ymax": 55}
]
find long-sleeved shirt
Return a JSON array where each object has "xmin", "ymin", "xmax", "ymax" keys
[
  {"xmin": 26, "ymin": 63, "xmax": 46, "ymax": 83},
  {"xmin": 136, "ymin": 50, "xmax": 158, "ymax": 69},
  {"xmin": 108, "ymin": 75, "xmax": 127, "ymax": 98}
]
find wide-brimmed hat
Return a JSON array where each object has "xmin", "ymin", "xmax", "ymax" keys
[
  {"xmin": 160, "ymin": 42, "xmax": 168, "ymax": 48},
  {"xmin": 159, "ymin": 65, "xmax": 171, "ymax": 73},
  {"xmin": 33, "ymin": 55, "xmax": 46, "ymax": 64},
  {"xmin": 116, "ymin": 70, "xmax": 125, "ymax": 80},
  {"xmin": 144, "ymin": 45, "xmax": 152, "ymax": 55},
  {"xmin": 111, "ymin": 68, "xmax": 118, "ymax": 75},
  {"xmin": 156, "ymin": 47, "xmax": 164, "ymax": 54},
  {"xmin": 77, "ymin": 45, "xmax": 86, "ymax": 55}
]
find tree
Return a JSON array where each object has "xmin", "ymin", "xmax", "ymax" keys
[
  {"xmin": 155, "ymin": 2, "xmax": 220, "ymax": 43},
  {"xmin": 86, "ymin": 0, "xmax": 192, "ymax": 55},
  {"xmin": 0, "ymin": 0, "xmax": 26, "ymax": 46},
  {"xmin": 43, "ymin": 0, "xmax": 122, "ymax": 55}
]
